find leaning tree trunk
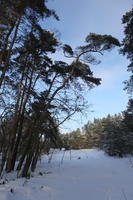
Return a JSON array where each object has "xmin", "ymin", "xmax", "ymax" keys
[
  {"xmin": 5, "ymin": 71, "xmax": 25, "ymax": 172},
  {"xmin": 31, "ymin": 140, "xmax": 41, "ymax": 172},
  {"xmin": 16, "ymin": 126, "xmax": 33, "ymax": 171},
  {"xmin": 10, "ymin": 70, "xmax": 34, "ymax": 170},
  {"xmin": 0, "ymin": 17, "xmax": 21, "ymax": 89},
  {"xmin": 6, "ymin": 69, "xmax": 34, "ymax": 172},
  {"xmin": 21, "ymin": 151, "xmax": 34, "ymax": 177}
]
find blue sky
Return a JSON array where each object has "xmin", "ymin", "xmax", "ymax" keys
[{"xmin": 45, "ymin": 0, "xmax": 132, "ymax": 132}]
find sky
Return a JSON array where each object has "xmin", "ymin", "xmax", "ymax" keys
[{"xmin": 44, "ymin": 0, "xmax": 132, "ymax": 133}]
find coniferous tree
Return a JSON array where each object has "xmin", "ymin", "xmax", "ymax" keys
[
  {"xmin": 0, "ymin": 0, "xmax": 121, "ymax": 177},
  {"xmin": 120, "ymin": 6, "xmax": 133, "ymax": 95}
]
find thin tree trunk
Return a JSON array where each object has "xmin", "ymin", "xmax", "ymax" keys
[
  {"xmin": 21, "ymin": 151, "xmax": 34, "ymax": 177},
  {"xmin": 0, "ymin": 17, "xmax": 21, "ymax": 88},
  {"xmin": 8, "ymin": 69, "xmax": 34, "ymax": 171},
  {"xmin": 16, "ymin": 132, "xmax": 32, "ymax": 171},
  {"xmin": 5, "ymin": 71, "xmax": 25, "ymax": 172},
  {"xmin": 31, "ymin": 138, "xmax": 41, "ymax": 172},
  {"xmin": 0, "ymin": 23, "xmax": 15, "ymax": 65},
  {"xmin": 31, "ymin": 150, "xmax": 40, "ymax": 172}
]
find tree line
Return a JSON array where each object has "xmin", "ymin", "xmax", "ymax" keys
[{"xmin": 61, "ymin": 103, "xmax": 133, "ymax": 157}]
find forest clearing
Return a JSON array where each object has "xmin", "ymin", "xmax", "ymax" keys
[{"xmin": 0, "ymin": 149, "xmax": 133, "ymax": 200}]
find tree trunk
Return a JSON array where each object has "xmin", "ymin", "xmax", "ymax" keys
[
  {"xmin": 31, "ymin": 140, "xmax": 41, "ymax": 172},
  {"xmin": 17, "ymin": 127, "xmax": 33, "ymax": 171},
  {"xmin": 0, "ymin": 17, "xmax": 21, "ymax": 88},
  {"xmin": 6, "ymin": 69, "xmax": 34, "ymax": 172},
  {"xmin": 21, "ymin": 151, "xmax": 34, "ymax": 177}
]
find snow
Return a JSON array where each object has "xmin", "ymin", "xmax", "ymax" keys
[
  {"xmin": 0, "ymin": 24, "xmax": 8, "ymax": 30},
  {"xmin": 0, "ymin": 149, "xmax": 133, "ymax": 200}
]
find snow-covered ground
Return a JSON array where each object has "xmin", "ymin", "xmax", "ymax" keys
[{"xmin": 0, "ymin": 149, "xmax": 133, "ymax": 200}]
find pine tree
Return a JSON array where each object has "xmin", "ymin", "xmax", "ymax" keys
[{"xmin": 120, "ymin": 6, "xmax": 133, "ymax": 95}]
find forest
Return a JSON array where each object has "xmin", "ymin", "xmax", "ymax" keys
[{"xmin": 0, "ymin": 0, "xmax": 132, "ymax": 180}]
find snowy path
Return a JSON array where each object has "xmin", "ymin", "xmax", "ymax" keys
[{"xmin": 0, "ymin": 149, "xmax": 133, "ymax": 200}]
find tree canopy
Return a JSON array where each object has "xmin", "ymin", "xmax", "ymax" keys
[{"xmin": 120, "ymin": 7, "xmax": 133, "ymax": 95}]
